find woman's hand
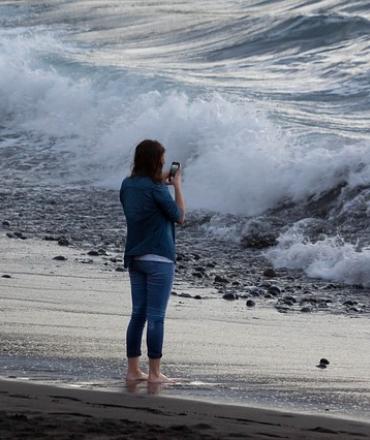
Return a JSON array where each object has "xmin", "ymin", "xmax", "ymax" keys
[{"xmin": 167, "ymin": 168, "xmax": 182, "ymax": 187}]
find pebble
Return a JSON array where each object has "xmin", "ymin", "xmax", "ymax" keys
[
  {"xmin": 53, "ymin": 255, "xmax": 67, "ymax": 261},
  {"xmin": 194, "ymin": 295, "xmax": 202, "ymax": 300},
  {"xmin": 115, "ymin": 267, "xmax": 124, "ymax": 272},
  {"xmin": 2, "ymin": 220, "xmax": 10, "ymax": 227},
  {"xmin": 343, "ymin": 300, "xmax": 358, "ymax": 306},
  {"xmin": 214, "ymin": 275, "xmax": 229, "ymax": 284},
  {"xmin": 246, "ymin": 299, "xmax": 255, "ymax": 307},
  {"xmin": 87, "ymin": 250, "xmax": 99, "ymax": 256},
  {"xmin": 222, "ymin": 292, "xmax": 238, "ymax": 300},
  {"xmin": 179, "ymin": 292, "xmax": 192, "ymax": 298},
  {"xmin": 300, "ymin": 306, "xmax": 312, "ymax": 313},
  {"xmin": 317, "ymin": 358, "xmax": 330, "ymax": 369},
  {"xmin": 1, "ymin": 274, "xmax": 12, "ymax": 278},
  {"xmin": 268, "ymin": 285, "xmax": 281, "ymax": 296},
  {"xmin": 263, "ymin": 268, "xmax": 277, "ymax": 278},
  {"xmin": 57, "ymin": 236, "xmax": 69, "ymax": 246}
]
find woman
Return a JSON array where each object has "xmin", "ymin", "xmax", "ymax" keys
[{"xmin": 120, "ymin": 139, "xmax": 185, "ymax": 383}]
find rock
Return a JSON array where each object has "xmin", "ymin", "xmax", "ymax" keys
[
  {"xmin": 268, "ymin": 285, "xmax": 281, "ymax": 296},
  {"xmin": 98, "ymin": 248, "xmax": 108, "ymax": 255},
  {"xmin": 79, "ymin": 258, "xmax": 94, "ymax": 264},
  {"xmin": 53, "ymin": 255, "xmax": 67, "ymax": 261},
  {"xmin": 194, "ymin": 295, "xmax": 202, "ymax": 300},
  {"xmin": 194, "ymin": 266, "xmax": 206, "ymax": 273},
  {"xmin": 317, "ymin": 358, "xmax": 330, "ymax": 369},
  {"xmin": 2, "ymin": 220, "xmax": 10, "ymax": 227},
  {"xmin": 171, "ymin": 291, "xmax": 178, "ymax": 296},
  {"xmin": 264, "ymin": 293, "xmax": 273, "ymax": 299},
  {"xmin": 87, "ymin": 250, "xmax": 99, "ymax": 256},
  {"xmin": 192, "ymin": 272, "xmax": 203, "ymax": 278},
  {"xmin": 1, "ymin": 274, "xmax": 12, "ymax": 278},
  {"xmin": 179, "ymin": 292, "xmax": 192, "ymax": 298},
  {"xmin": 57, "ymin": 236, "xmax": 69, "ymax": 246},
  {"xmin": 246, "ymin": 299, "xmax": 255, "ymax": 307},
  {"xmin": 248, "ymin": 287, "xmax": 265, "ymax": 297},
  {"xmin": 43, "ymin": 235, "xmax": 56, "ymax": 241},
  {"xmin": 343, "ymin": 300, "xmax": 358, "ymax": 306},
  {"xmin": 14, "ymin": 231, "xmax": 27, "ymax": 240},
  {"xmin": 300, "ymin": 306, "xmax": 312, "ymax": 313},
  {"xmin": 6, "ymin": 232, "xmax": 14, "ymax": 238},
  {"xmin": 214, "ymin": 275, "xmax": 229, "ymax": 284},
  {"xmin": 240, "ymin": 219, "xmax": 279, "ymax": 249},
  {"xmin": 283, "ymin": 295, "xmax": 296, "ymax": 304},
  {"xmin": 232, "ymin": 281, "xmax": 241, "ymax": 286},
  {"xmin": 263, "ymin": 268, "xmax": 276, "ymax": 278},
  {"xmin": 222, "ymin": 292, "xmax": 238, "ymax": 300},
  {"xmin": 115, "ymin": 266, "xmax": 124, "ymax": 272},
  {"xmin": 110, "ymin": 257, "xmax": 117, "ymax": 263}
]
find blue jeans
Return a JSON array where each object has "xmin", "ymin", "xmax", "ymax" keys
[{"xmin": 127, "ymin": 260, "xmax": 175, "ymax": 359}]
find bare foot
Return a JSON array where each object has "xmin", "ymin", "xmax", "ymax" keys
[
  {"xmin": 126, "ymin": 371, "xmax": 148, "ymax": 382},
  {"xmin": 148, "ymin": 373, "xmax": 175, "ymax": 384}
]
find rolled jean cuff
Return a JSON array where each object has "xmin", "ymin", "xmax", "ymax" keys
[
  {"xmin": 148, "ymin": 352, "xmax": 162, "ymax": 359},
  {"xmin": 127, "ymin": 350, "xmax": 142, "ymax": 358}
]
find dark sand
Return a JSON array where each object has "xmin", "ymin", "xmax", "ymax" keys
[{"xmin": 1, "ymin": 378, "xmax": 370, "ymax": 440}]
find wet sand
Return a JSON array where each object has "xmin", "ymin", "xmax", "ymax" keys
[{"xmin": 1, "ymin": 378, "xmax": 370, "ymax": 440}]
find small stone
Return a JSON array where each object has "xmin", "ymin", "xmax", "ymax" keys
[
  {"xmin": 171, "ymin": 291, "xmax": 178, "ymax": 296},
  {"xmin": 179, "ymin": 292, "xmax": 192, "ymax": 298},
  {"xmin": 192, "ymin": 272, "xmax": 203, "ymax": 278},
  {"xmin": 194, "ymin": 295, "xmax": 202, "ymax": 300},
  {"xmin": 1, "ymin": 274, "xmax": 12, "ymax": 278},
  {"xmin": 115, "ymin": 266, "xmax": 124, "ymax": 272},
  {"xmin": 343, "ymin": 300, "xmax": 358, "ymax": 306},
  {"xmin": 222, "ymin": 292, "xmax": 238, "ymax": 300},
  {"xmin": 268, "ymin": 285, "xmax": 281, "ymax": 296},
  {"xmin": 6, "ymin": 232, "xmax": 14, "ymax": 238},
  {"xmin": 109, "ymin": 257, "xmax": 117, "ymax": 263},
  {"xmin": 98, "ymin": 248, "xmax": 108, "ymax": 255},
  {"xmin": 53, "ymin": 255, "xmax": 67, "ymax": 261},
  {"xmin": 263, "ymin": 268, "xmax": 276, "ymax": 278},
  {"xmin": 214, "ymin": 275, "xmax": 229, "ymax": 284},
  {"xmin": 79, "ymin": 259, "xmax": 94, "ymax": 264},
  {"xmin": 249, "ymin": 287, "xmax": 265, "ymax": 297},
  {"xmin": 317, "ymin": 358, "xmax": 330, "ymax": 368},
  {"xmin": 300, "ymin": 306, "xmax": 312, "ymax": 313},
  {"xmin": 87, "ymin": 250, "xmax": 99, "ymax": 256},
  {"xmin": 246, "ymin": 299, "xmax": 255, "ymax": 307},
  {"xmin": 57, "ymin": 237, "xmax": 69, "ymax": 246},
  {"xmin": 2, "ymin": 220, "xmax": 10, "ymax": 227},
  {"xmin": 43, "ymin": 235, "xmax": 56, "ymax": 241},
  {"xmin": 232, "ymin": 281, "xmax": 241, "ymax": 286}
]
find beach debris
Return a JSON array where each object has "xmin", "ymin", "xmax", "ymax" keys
[
  {"xmin": 317, "ymin": 358, "xmax": 330, "ymax": 369},
  {"xmin": 222, "ymin": 292, "xmax": 238, "ymax": 300},
  {"xmin": 53, "ymin": 255, "xmax": 67, "ymax": 261},
  {"xmin": 246, "ymin": 299, "xmax": 255, "ymax": 307},
  {"xmin": 263, "ymin": 268, "xmax": 276, "ymax": 278},
  {"xmin": 57, "ymin": 236, "xmax": 69, "ymax": 246},
  {"xmin": 1, "ymin": 274, "xmax": 12, "ymax": 278}
]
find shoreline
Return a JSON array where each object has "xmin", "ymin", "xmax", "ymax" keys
[
  {"xmin": 1, "ymin": 377, "xmax": 370, "ymax": 439},
  {"xmin": 1, "ymin": 233, "xmax": 370, "ymax": 424}
]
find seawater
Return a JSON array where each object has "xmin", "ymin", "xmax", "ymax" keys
[{"xmin": 1, "ymin": 0, "xmax": 370, "ymax": 286}]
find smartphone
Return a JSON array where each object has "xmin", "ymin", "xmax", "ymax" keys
[{"xmin": 169, "ymin": 161, "xmax": 181, "ymax": 178}]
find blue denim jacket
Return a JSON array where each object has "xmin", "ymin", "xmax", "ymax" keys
[{"xmin": 120, "ymin": 176, "xmax": 181, "ymax": 268}]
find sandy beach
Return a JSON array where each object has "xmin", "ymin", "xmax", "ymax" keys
[
  {"xmin": 1, "ymin": 233, "xmax": 370, "ymax": 438},
  {"xmin": 1, "ymin": 378, "xmax": 370, "ymax": 440}
]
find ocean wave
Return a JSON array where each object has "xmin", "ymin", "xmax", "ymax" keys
[{"xmin": 266, "ymin": 228, "xmax": 370, "ymax": 288}]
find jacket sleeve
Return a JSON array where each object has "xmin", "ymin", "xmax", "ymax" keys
[{"xmin": 152, "ymin": 184, "xmax": 181, "ymax": 223}]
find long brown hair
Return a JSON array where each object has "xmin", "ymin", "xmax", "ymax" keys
[{"xmin": 131, "ymin": 139, "xmax": 165, "ymax": 183}]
